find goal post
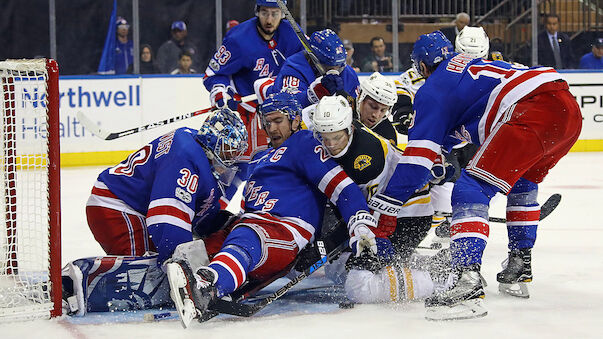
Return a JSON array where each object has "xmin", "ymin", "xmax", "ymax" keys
[{"xmin": 0, "ymin": 59, "xmax": 62, "ymax": 321}]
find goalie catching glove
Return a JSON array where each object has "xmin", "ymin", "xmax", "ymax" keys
[
  {"xmin": 347, "ymin": 211, "xmax": 378, "ymax": 257},
  {"xmin": 307, "ymin": 70, "xmax": 344, "ymax": 104},
  {"xmin": 367, "ymin": 193, "xmax": 402, "ymax": 238},
  {"xmin": 210, "ymin": 84, "xmax": 239, "ymax": 111}
]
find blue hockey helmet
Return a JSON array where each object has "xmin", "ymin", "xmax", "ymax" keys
[
  {"xmin": 309, "ymin": 29, "xmax": 347, "ymax": 68},
  {"xmin": 196, "ymin": 108, "xmax": 248, "ymax": 167},
  {"xmin": 411, "ymin": 31, "xmax": 454, "ymax": 76},
  {"xmin": 256, "ymin": 0, "xmax": 284, "ymax": 7},
  {"xmin": 258, "ymin": 91, "xmax": 302, "ymax": 122}
]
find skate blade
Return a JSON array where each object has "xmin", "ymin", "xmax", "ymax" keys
[
  {"xmin": 166, "ymin": 263, "xmax": 198, "ymax": 328},
  {"xmin": 498, "ymin": 282, "xmax": 530, "ymax": 298},
  {"xmin": 425, "ymin": 298, "xmax": 488, "ymax": 321}
]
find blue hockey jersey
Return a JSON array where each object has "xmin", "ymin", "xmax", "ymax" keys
[
  {"xmin": 242, "ymin": 130, "xmax": 369, "ymax": 249},
  {"xmin": 203, "ymin": 17, "xmax": 303, "ymax": 105},
  {"xmin": 268, "ymin": 51, "xmax": 360, "ymax": 107},
  {"xmin": 97, "ymin": 128, "xmax": 227, "ymax": 263},
  {"xmin": 384, "ymin": 54, "xmax": 563, "ymax": 203}
]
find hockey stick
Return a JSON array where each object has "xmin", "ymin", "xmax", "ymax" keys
[
  {"xmin": 435, "ymin": 193, "xmax": 562, "ymax": 223},
  {"xmin": 275, "ymin": 0, "xmax": 326, "ymax": 75},
  {"xmin": 202, "ymin": 239, "xmax": 348, "ymax": 320},
  {"xmin": 78, "ymin": 94, "xmax": 257, "ymax": 141}
]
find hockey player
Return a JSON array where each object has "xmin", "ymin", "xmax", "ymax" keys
[
  {"xmin": 354, "ymin": 72, "xmax": 399, "ymax": 144},
  {"xmin": 63, "ymin": 108, "xmax": 248, "ymax": 315},
  {"xmin": 165, "ymin": 92, "xmax": 379, "ymax": 328},
  {"xmin": 256, "ymin": 29, "xmax": 360, "ymax": 109},
  {"xmin": 203, "ymin": 0, "xmax": 303, "ymax": 161},
  {"xmin": 393, "ymin": 27, "xmax": 488, "ymax": 244},
  {"xmin": 311, "ymin": 95, "xmax": 433, "ymax": 263},
  {"xmin": 386, "ymin": 31, "xmax": 581, "ymax": 320}
]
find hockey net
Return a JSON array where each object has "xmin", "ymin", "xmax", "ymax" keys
[{"xmin": 0, "ymin": 59, "xmax": 61, "ymax": 321}]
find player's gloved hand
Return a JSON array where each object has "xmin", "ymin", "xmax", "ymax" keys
[
  {"xmin": 367, "ymin": 194, "xmax": 402, "ymax": 238},
  {"xmin": 210, "ymin": 85, "xmax": 238, "ymax": 111},
  {"xmin": 391, "ymin": 106, "xmax": 414, "ymax": 135},
  {"xmin": 348, "ymin": 211, "xmax": 378, "ymax": 257},
  {"xmin": 307, "ymin": 70, "xmax": 343, "ymax": 104},
  {"xmin": 429, "ymin": 153, "xmax": 456, "ymax": 185}
]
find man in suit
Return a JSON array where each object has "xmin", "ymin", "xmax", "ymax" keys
[
  {"xmin": 440, "ymin": 12, "xmax": 470, "ymax": 46},
  {"xmin": 537, "ymin": 14, "xmax": 574, "ymax": 69}
]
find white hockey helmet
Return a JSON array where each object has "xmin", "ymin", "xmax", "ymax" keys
[
  {"xmin": 313, "ymin": 95, "xmax": 354, "ymax": 134},
  {"xmin": 356, "ymin": 72, "xmax": 398, "ymax": 117},
  {"xmin": 312, "ymin": 95, "xmax": 355, "ymax": 157},
  {"xmin": 455, "ymin": 26, "xmax": 490, "ymax": 59}
]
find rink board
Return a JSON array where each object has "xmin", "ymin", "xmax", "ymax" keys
[{"xmin": 17, "ymin": 71, "xmax": 602, "ymax": 167}]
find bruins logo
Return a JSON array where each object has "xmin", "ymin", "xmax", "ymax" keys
[{"xmin": 353, "ymin": 154, "xmax": 372, "ymax": 171}]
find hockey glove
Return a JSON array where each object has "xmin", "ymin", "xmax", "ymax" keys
[
  {"xmin": 210, "ymin": 85, "xmax": 238, "ymax": 111},
  {"xmin": 367, "ymin": 193, "xmax": 402, "ymax": 238},
  {"xmin": 429, "ymin": 153, "xmax": 456, "ymax": 185},
  {"xmin": 348, "ymin": 211, "xmax": 378, "ymax": 257},
  {"xmin": 391, "ymin": 95, "xmax": 414, "ymax": 135},
  {"xmin": 307, "ymin": 70, "xmax": 344, "ymax": 104}
]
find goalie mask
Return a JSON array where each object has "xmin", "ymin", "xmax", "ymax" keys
[
  {"xmin": 197, "ymin": 108, "xmax": 248, "ymax": 186},
  {"xmin": 455, "ymin": 26, "xmax": 490, "ymax": 59},
  {"xmin": 356, "ymin": 72, "xmax": 398, "ymax": 125},
  {"xmin": 312, "ymin": 95, "xmax": 354, "ymax": 157}
]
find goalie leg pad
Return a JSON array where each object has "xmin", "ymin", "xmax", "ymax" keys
[{"xmin": 62, "ymin": 254, "xmax": 172, "ymax": 316}]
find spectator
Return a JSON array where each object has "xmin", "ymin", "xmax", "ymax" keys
[
  {"xmin": 114, "ymin": 17, "xmax": 134, "ymax": 75},
  {"xmin": 537, "ymin": 14, "xmax": 574, "ymax": 69},
  {"xmin": 343, "ymin": 39, "xmax": 360, "ymax": 72},
  {"xmin": 156, "ymin": 21, "xmax": 200, "ymax": 73},
  {"xmin": 361, "ymin": 37, "xmax": 393, "ymax": 73},
  {"xmin": 440, "ymin": 12, "xmax": 470, "ymax": 46},
  {"xmin": 579, "ymin": 37, "xmax": 603, "ymax": 69},
  {"xmin": 127, "ymin": 44, "xmax": 160, "ymax": 74},
  {"xmin": 170, "ymin": 51, "xmax": 197, "ymax": 74},
  {"xmin": 226, "ymin": 20, "xmax": 239, "ymax": 32}
]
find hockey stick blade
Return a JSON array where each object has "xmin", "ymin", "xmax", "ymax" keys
[
  {"xmin": 79, "ymin": 94, "xmax": 257, "ymax": 141},
  {"xmin": 435, "ymin": 193, "xmax": 562, "ymax": 224}
]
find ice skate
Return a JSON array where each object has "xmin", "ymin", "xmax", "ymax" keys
[
  {"xmin": 425, "ymin": 264, "xmax": 487, "ymax": 320},
  {"xmin": 166, "ymin": 260, "xmax": 217, "ymax": 328},
  {"xmin": 497, "ymin": 248, "xmax": 532, "ymax": 298}
]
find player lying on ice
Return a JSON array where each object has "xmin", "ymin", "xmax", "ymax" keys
[
  {"xmin": 385, "ymin": 30, "xmax": 581, "ymax": 320},
  {"xmin": 165, "ymin": 91, "xmax": 381, "ymax": 328},
  {"xmin": 61, "ymin": 108, "xmax": 249, "ymax": 315}
]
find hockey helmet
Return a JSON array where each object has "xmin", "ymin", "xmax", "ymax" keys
[
  {"xmin": 313, "ymin": 95, "xmax": 353, "ymax": 134},
  {"xmin": 455, "ymin": 26, "xmax": 490, "ymax": 58},
  {"xmin": 309, "ymin": 29, "xmax": 347, "ymax": 68},
  {"xmin": 258, "ymin": 91, "xmax": 302, "ymax": 123},
  {"xmin": 411, "ymin": 31, "xmax": 454, "ymax": 76},
  {"xmin": 256, "ymin": 0, "xmax": 284, "ymax": 7},
  {"xmin": 197, "ymin": 108, "xmax": 248, "ymax": 167},
  {"xmin": 356, "ymin": 72, "xmax": 398, "ymax": 117},
  {"xmin": 312, "ymin": 95, "xmax": 354, "ymax": 156}
]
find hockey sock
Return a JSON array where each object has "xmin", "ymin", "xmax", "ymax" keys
[
  {"xmin": 506, "ymin": 178, "xmax": 539, "ymax": 250},
  {"xmin": 450, "ymin": 172, "xmax": 497, "ymax": 268},
  {"xmin": 208, "ymin": 226, "xmax": 262, "ymax": 297}
]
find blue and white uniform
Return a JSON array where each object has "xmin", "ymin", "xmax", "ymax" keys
[
  {"xmin": 88, "ymin": 128, "xmax": 228, "ymax": 264},
  {"xmin": 267, "ymin": 51, "xmax": 360, "ymax": 108},
  {"xmin": 203, "ymin": 17, "xmax": 303, "ymax": 113}
]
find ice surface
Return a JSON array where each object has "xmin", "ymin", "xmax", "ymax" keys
[{"xmin": 5, "ymin": 152, "xmax": 603, "ymax": 338}]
